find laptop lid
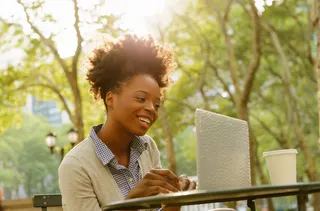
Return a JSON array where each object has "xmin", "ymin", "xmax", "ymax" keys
[{"xmin": 195, "ymin": 108, "xmax": 251, "ymax": 190}]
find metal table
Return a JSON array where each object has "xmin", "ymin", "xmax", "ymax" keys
[{"xmin": 102, "ymin": 182, "xmax": 320, "ymax": 211}]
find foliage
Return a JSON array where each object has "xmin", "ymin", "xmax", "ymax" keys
[
  {"xmin": 0, "ymin": 114, "xmax": 70, "ymax": 199},
  {"xmin": 0, "ymin": 0, "xmax": 125, "ymax": 141},
  {"xmin": 150, "ymin": 0, "xmax": 320, "ymax": 184},
  {"xmin": 1, "ymin": 1, "xmax": 320, "ymax": 208}
]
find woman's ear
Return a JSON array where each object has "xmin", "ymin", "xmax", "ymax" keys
[{"xmin": 105, "ymin": 91, "xmax": 114, "ymax": 110}]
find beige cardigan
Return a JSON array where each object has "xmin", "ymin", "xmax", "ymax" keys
[{"xmin": 58, "ymin": 135, "xmax": 161, "ymax": 211}]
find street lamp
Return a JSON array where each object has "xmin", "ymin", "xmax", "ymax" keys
[
  {"xmin": 45, "ymin": 128, "xmax": 78, "ymax": 162},
  {"xmin": 45, "ymin": 132, "xmax": 57, "ymax": 154},
  {"xmin": 67, "ymin": 128, "xmax": 78, "ymax": 148}
]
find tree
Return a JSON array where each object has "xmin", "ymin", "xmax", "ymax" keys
[
  {"xmin": 163, "ymin": 0, "xmax": 262, "ymax": 184},
  {"xmin": 310, "ymin": 0, "xmax": 320, "ymax": 208},
  {"xmin": 0, "ymin": 21, "xmax": 26, "ymax": 134},
  {"xmin": 0, "ymin": 114, "xmax": 65, "ymax": 199},
  {"xmin": 0, "ymin": 0, "xmax": 123, "ymax": 141},
  {"xmin": 150, "ymin": 0, "xmax": 319, "ymax": 209}
]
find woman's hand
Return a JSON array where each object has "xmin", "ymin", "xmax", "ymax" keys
[
  {"xmin": 125, "ymin": 169, "xmax": 182, "ymax": 200},
  {"xmin": 178, "ymin": 174, "xmax": 197, "ymax": 191}
]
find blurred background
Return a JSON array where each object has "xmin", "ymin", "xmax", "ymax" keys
[{"xmin": 0, "ymin": 0, "xmax": 320, "ymax": 210}]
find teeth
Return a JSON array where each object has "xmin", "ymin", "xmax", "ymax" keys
[{"xmin": 138, "ymin": 117, "xmax": 151, "ymax": 124}]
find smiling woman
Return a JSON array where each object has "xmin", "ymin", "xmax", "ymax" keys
[{"xmin": 58, "ymin": 33, "xmax": 196, "ymax": 211}]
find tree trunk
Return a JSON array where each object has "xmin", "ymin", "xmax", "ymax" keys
[
  {"xmin": 312, "ymin": 15, "xmax": 320, "ymax": 209},
  {"xmin": 313, "ymin": 0, "xmax": 320, "ymax": 145},
  {"xmin": 237, "ymin": 104, "xmax": 257, "ymax": 186},
  {"xmin": 254, "ymin": 136, "xmax": 275, "ymax": 211},
  {"xmin": 264, "ymin": 20, "xmax": 320, "ymax": 209},
  {"xmin": 210, "ymin": 0, "xmax": 261, "ymax": 185},
  {"xmin": 155, "ymin": 29, "xmax": 178, "ymax": 174},
  {"xmin": 73, "ymin": 84, "xmax": 84, "ymax": 142},
  {"xmin": 265, "ymin": 22, "xmax": 318, "ymax": 180},
  {"xmin": 159, "ymin": 104, "xmax": 177, "ymax": 174}
]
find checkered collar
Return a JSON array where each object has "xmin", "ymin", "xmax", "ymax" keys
[{"xmin": 90, "ymin": 124, "xmax": 148, "ymax": 166}]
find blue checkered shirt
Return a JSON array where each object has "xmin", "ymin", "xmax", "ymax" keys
[{"xmin": 90, "ymin": 124, "xmax": 147, "ymax": 198}]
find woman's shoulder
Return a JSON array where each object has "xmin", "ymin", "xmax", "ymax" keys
[
  {"xmin": 140, "ymin": 134, "xmax": 157, "ymax": 148},
  {"xmin": 60, "ymin": 137, "xmax": 96, "ymax": 165},
  {"xmin": 68, "ymin": 137, "xmax": 95, "ymax": 154}
]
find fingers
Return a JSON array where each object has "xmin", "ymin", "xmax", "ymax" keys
[
  {"xmin": 150, "ymin": 169, "xmax": 180, "ymax": 184},
  {"xmin": 179, "ymin": 175, "xmax": 190, "ymax": 191},
  {"xmin": 188, "ymin": 180, "xmax": 197, "ymax": 190},
  {"xmin": 145, "ymin": 179, "xmax": 180, "ymax": 193},
  {"xmin": 144, "ymin": 171, "xmax": 169, "ymax": 181},
  {"xmin": 149, "ymin": 169, "xmax": 181, "ymax": 190},
  {"xmin": 147, "ymin": 186, "xmax": 170, "ymax": 196},
  {"xmin": 128, "ymin": 170, "xmax": 183, "ymax": 199},
  {"xmin": 179, "ymin": 175, "xmax": 197, "ymax": 191},
  {"xmin": 143, "ymin": 171, "xmax": 180, "ymax": 193}
]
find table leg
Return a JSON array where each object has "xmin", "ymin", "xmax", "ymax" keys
[
  {"xmin": 297, "ymin": 193, "xmax": 308, "ymax": 211},
  {"xmin": 247, "ymin": 199, "xmax": 256, "ymax": 211}
]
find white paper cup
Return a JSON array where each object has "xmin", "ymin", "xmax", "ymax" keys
[{"xmin": 263, "ymin": 149, "xmax": 298, "ymax": 185}]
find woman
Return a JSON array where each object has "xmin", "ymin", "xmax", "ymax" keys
[{"xmin": 58, "ymin": 34, "xmax": 196, "ymax": 211}]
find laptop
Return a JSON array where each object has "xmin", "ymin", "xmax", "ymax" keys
[{"xmin": 195, "ymin": 108, "xmax": 251, "ymax": 190}]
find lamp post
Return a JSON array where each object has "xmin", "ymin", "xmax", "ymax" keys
[{"xmin": 45, "ymin": 128, "xmax": 78, "ymax": 162}]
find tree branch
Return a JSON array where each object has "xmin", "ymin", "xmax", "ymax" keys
[
  {"xmin": 240, "ymin": 0, "xmax": 261, "ymax": 107},
  {"xmin": 37, "ymin": 73, "xmax": 55, "ymax": 85},
  {"xmin": 171, "ymin": 10, "xmax": 211, "ymax": 51},
  {"xmin": 207, "ymin": 61, "xmax": 236, "ymax": 105},
  {"xmin": 283, "ymin": 3, "xmax": 303, "ymax": 28},
  {"xmin": 3, "ymin": 82, "xmax": 75, "ymax": 124},
  {"xmin": 255, "ymin": 90, "xmax": 285, "ymax": 128},
  {"xmin": 72, "ymin": 0, "xmax": 83, "ymax": 75},
  {"xmin": 164, "ymin": 98, "xmax": 196, "ymax": 111},
  {"xmin": 198, "ymin": 50, "xmax": 211, "ymax": 110},
  {"xmin": 36, "ymin": 83, "xmax": 73, "ymax": 121},
  {"xmin": 305, "ymin": 0, "xmax": 315, "ymax": 65},
  {"xmin": 173, "ymin": 6, "xmax": 236, "ymax": 107},
  {"xmin": 16, "ymin": 0, "xmax": 71, "ymax": 78},
  {"xmin": 175, "ymin": 59, "xmax": 198, "ymax": 83},
  {"xmin": 224, "ymin": 0, "xmax": 234, "ymax": 22},
  {"xmin": 252, "ymin": 89, "xmax": 292, "ymax": 145},
  {"xmin": 235, "ymin": 0, "xmax": 251, "ymax": 22},
  {"xmin": 251, "ymin": 114, "xmax": 289, "ymax": 148},
  {"xmin": 267, "ymin": 67, "xmax": 282, "ymax": 79},
  {"xmin": 39, "ymin": 83, "xmax": 75, "ymax": 124},
  {"xmin": 208, "ymin": 0, "xmax": 241, "ymax": 96},
  {"xmin": 261, "ymin": 21, "xmax": 299, "ymax": 115}
]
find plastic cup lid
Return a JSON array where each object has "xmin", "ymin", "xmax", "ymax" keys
[{"xmin": 263, "ymin": 149, "xmax": 298, "ymax": 157}]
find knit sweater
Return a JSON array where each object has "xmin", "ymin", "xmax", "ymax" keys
[{"xmin": 58, "ymin": 135, "xmax": 162, "ymax": 211}]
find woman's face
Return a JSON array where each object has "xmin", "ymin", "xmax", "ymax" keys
[{"xmin": 107, "ymin": 74, "xmax": 161, "ymax": 136}]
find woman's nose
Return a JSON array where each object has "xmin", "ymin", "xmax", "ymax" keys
[{"xmin": 145, "ymin": 101, "xmax": 156, "ymax": 113}]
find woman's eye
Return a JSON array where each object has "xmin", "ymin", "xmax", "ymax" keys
[
  {"xmin": 155, "ymin": 104, "xmax": 160, "ymax": 110},
  {"xmin": 136, "ymin": 97, "xmax": 145, "ymax": 102}
]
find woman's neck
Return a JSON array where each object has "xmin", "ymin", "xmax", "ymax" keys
[{"xmin": 97, "ymin": 119, "xmax": 134, "ymax": 156}]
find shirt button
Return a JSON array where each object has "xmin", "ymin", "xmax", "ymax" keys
[{"xmin": 128, "ymin": 178, "xmax": 134, "ymax": 183}]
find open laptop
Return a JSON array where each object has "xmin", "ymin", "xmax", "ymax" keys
[{"xmin": 195, "ymin": 108, "xmax": 251, "ymax": 190}]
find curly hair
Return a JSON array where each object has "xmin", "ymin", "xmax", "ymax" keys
[{"xmin": 86, "ymin": 33, "xmax": 176, "ymax": 109}]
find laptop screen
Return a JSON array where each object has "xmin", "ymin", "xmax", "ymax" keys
[{"xmin": 195, "ymin": 108, "xmax": 251, "ymax": 190}]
